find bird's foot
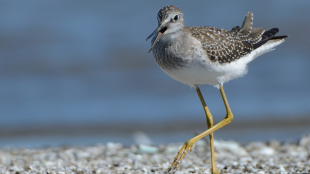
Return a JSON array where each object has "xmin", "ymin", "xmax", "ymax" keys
[
  {"xmin": 168, "ymin": 140, "xmax": 194, "ymax": 172},
  {"xmin": 211, "ymin": 169, "xmax": 220, "ymax": 174}
]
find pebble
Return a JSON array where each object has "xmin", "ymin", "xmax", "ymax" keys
[{"xmin": 0, "ymin": 136, "xmax": 309, "ymax": 173}]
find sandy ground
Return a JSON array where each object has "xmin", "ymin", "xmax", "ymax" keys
[
  {"xmin": 0, "ymin": 135, "xmax": 310, "ymax": 174},
  {"xmin": 0, "ymin": 134, "xmax": 309, "ymax": 174}
]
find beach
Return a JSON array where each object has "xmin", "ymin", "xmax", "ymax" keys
[{"xmin": 1, "ymin": 135, "xmax": 309, "ymax": 174}]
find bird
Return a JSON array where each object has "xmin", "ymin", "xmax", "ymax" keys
[{"xmin": 146, "ymin": 5, "xmax": 287, "ymax": 173}]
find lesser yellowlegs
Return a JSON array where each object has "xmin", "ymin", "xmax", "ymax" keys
[{"xmin": 146, "ymin": 5, "xmax": 287, "ymax": 173}]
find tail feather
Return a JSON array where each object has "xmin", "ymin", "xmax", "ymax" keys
[
  {"xmin": 248, "ymin": 28, "xmax": 265, "ymax": 44},
  {"xmin": 232, "ymin": 12, "xmax": 288, "ymax": 50},
  {"xmin": 239, "ymin": 12, "xmax": 253, "ymax": 36}
]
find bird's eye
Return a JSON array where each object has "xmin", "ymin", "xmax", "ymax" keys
[{"xmin": 173, "ymin": 15, "xmax": 179, "ymax": 21}]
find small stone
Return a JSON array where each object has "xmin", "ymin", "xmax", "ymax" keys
[
  {"xmin": 258, "ymin": 163, "xmax": 266, "ymax": 169},
  {"xmin": 269, "ymin": 140, "xmax": 281, "ymax": 148},
  {"xmin": 137, "ymin": 145, "xmax": 159, "ymax": 154},
  {"xmin": 95, "ymin": 169, "xmax": 103, "ymax": 174},
  {"xmin": 113, "ymin": 162, "xmax": 119, "ymax": 167},
  {"xmin": 278, "ymin": 165, "xmax": 286, "ymax": 172},
  {"xmin": 258, "ymin": 147, "xmax": 275, "ymax": 156},
  {"xmin": 106, "ymin": 142, "xmax": 123, "ymax": 150},
  {"xmin": 299, "ymin": 134, "xmax": 310, "ymax": 147}
]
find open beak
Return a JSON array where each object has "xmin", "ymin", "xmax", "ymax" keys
[{"xmin": 146, "ymin": 23, "xmax": 168, "ymax": 53}]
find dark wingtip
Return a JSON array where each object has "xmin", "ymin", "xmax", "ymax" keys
[
  {"xmin": 271, "ymin": 35, "xmax": 288, "ymax": 40},
  {"xmin": 266, "ymin": 28, "xmax": 288, "ymax": 40},
  {"xmin": 264, "ymin": 28, "xmax": 279, "ymax": 37},
  {"xmin": 253, "ymin": 28, "xmax": 287, "ymax": 49},
  {"xmin": 269, "ymin": 28, "xmax": 279, "ymax": 33}
]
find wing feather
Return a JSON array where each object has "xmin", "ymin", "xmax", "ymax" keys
[{"xmin": 186, "ymin": 12, "xmax": 286, "ymax": 64}]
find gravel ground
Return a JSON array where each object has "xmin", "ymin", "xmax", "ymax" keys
[{"xmin": 0, "ymin": 135, "xmax": 310, "ymax": 174}]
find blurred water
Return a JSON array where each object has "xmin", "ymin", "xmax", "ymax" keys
[{"xmin": 0, "ymin": 1, "xmax": 310, "ymax": 147}]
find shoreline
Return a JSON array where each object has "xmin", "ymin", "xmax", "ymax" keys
[
  {"xmin": 1, "ymin": 116, "xmax": 309, "ymax": 148},
  {"xmin": 0, "ymin": 135, "xmax": 309, "ymax": 173}
]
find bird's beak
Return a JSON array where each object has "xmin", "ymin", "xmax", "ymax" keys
[{"xmin": 146, "ymin": 23, "xmax": 168, "ymax": 53}]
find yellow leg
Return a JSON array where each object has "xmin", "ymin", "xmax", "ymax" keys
[
  {"xmin": 169, "ymin": 85, "xmax": 233, "ymax": 173},
  {"xmin": 195, "ymin": 85, "xmax": 219, "ymax": 174}
]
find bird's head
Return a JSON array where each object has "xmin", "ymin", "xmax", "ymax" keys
[{"xmin": 146, "ymin": 5, "xmax": 184, "ymax": 53}]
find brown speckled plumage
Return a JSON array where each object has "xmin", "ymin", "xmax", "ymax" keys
[
  {"xmin": 150, "ymin": 7, "xmax": 285, "ymax": 65},
  {"xmin": 186, "ymin": 12, "xmax": 267, "ymax": 64}
]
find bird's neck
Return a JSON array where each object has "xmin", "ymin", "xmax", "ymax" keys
[{"xmin": 160, "ymin": 29, "xmax": 184, "ymax": 44}]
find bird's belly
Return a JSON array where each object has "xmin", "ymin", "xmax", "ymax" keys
[
  {"xmin": 161, "ymin": 63, "xmax": 223, "ymax": 86},
  {"xmin": 161, "ymin": 59, "xmax": 248, "ymax": 86}
]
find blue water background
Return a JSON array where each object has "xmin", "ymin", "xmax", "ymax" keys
[{"xmin": 0, "ymin": 1, "xmax": 309, "ymax": 147}]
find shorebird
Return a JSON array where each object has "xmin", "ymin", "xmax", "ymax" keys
[{"xmin": 146, "ymin": 5, "xmax": 287, "ymax": 173}]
